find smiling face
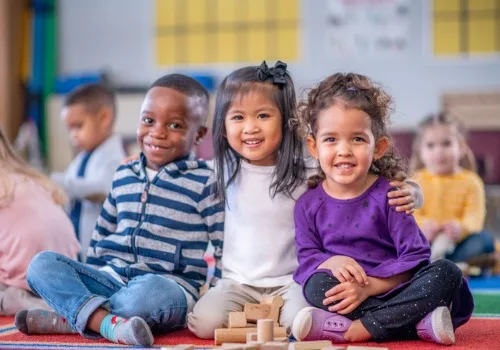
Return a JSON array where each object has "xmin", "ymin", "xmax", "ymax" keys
[
  {"xmin": 136, "ymin": 87, "xmax": 207, "ymax": 170},
  {"xmin": 224, "ymin": 90, "xmax": 282, "ymax": 166},
  {"xmin": 307, "ymin": 104, "xmax": 388, "ymax": 196}
]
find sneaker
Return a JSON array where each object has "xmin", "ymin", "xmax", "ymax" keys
[
  {"xmin": 292, "ymin": 306, "xmax": 352, "ymax": 342},
  {"xmin": 416, "ymin": 306, "xmax": 455, "ymax": 345}
]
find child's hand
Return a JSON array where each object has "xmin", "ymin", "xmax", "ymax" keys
[
  {"xmin": 388, "ymin": 181, "xmax": 418, "ymax": 214},
  {"xmin": 442, "ymin": 220, "xmax": 462, "ymax": 242},
  {"xmin": 121, "ymin": 154, "xmax": 139, "ymax": 164},
  {"xmin": 420, "ymin": 220, "xmax": 441, "ymax": 241},
  {"xmin": 323, "ymin": 281, "xmax": 370, "ymax": 315},
  {"xmin": 318, "ymin": 256, "xmax": 369, "ymax": 286}
]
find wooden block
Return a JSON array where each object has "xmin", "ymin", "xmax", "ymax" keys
[
  {"xmin": 246, "ymin": 332, "xmax": 258, "ymax": 343},
  {"xmin": 273, "ymin": 337, "xmax": 289, "ymax": 343},
  {"xmin": 289, "ymin": 341, "xmax": 333, "ymax": 350},
  {"xmin": 261, "ymin": 342, "xmax": 289, "ymax": 350},
  {"xmin": 215, "ymin": 327, "xmax": 286, "ymax": 345},
  {"xmin": 245, "ymin": 303, "xmax": 271, "ymax": 322},
  {"xmin": 229, "ymin": 311, "xmax": 248, "ymax": 328},
  {"xmin": 346, "ymin": 347, "xmax": 388, "ymax": 350},
  {"xmin": 261, "ymin": 294, "xmax": 273, "ymax": 304},
  {"xmin": 257, "ymin": 319, "xmax": 274, "ymax": 343},
  {"xmin": 160, "ymin": 346, "xmax": 194, "ymax": 350},
  {"xmin": 267, "ymin": 296, "xmax": 284, "ymax": 326},
  {"xmin": 222, "ymin": 343, "xmax": 260, "ymax": 350}
]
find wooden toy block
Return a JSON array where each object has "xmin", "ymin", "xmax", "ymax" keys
[
  {"xmin": 215, "ymin": 327, "xmax": 286, "ymax": 345},
  {"xmin": 257, "ymin": 319, "xmax": 274, "ymax": 343},
  {"xmin": 246, "ymin": 332, "xmax": 258, "ymax": 343},
  {"xmin": 222, "ymin": 343, "xmax": 260, "ymax": 350},
  {"xmin": 346, "ymin": 347, "xmax": 388, "ymax": 350},
  {"xmin": 229, "ymin": 311, "xmax": 248, "ymax": 328},
  {"xmin": 261, "ymin": 342, "xmax": 289, "ymax": 350},
  {"xmin": 244, "ymin": 303, "xmax": 271, "ymax": 322},
  {"xmin": 160, "ymin": 345, "xmax": 194, "ymax": 350},
  {"xmin": 272, "ymin": 337, "xmax": 289, "ymax": 343},
  {"xmin": 289, "ymin": 341, "xmax": 333, "ymax": 350},
  {"xmin": 261, "ymin": 294, "xmax": 273, "ymax": 304},
  {"xmin": 267, "ymin": 296, "xmax": 284, "ymax": 326}
]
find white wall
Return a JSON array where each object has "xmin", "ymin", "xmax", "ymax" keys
[{"xmin": 58, "ymin": 0, "xmax": 500, "ymax": 129}]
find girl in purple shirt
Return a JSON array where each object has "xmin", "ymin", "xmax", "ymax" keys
[{"xmin": 292, "ymin": 73, "xmax": 473, "ymax": 345}]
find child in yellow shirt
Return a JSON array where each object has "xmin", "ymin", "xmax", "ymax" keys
[{"xmin": 410, "ymin": 113, "xmax": 495, "ymax": 264}]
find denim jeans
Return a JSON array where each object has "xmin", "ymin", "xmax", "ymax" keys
[
  {"xmin": 26, "ymin": 251, "xmax": 187, "ymax": 339},
  {"xmin": 446, "ymin": 231, "xmax": 496, "ymax": 263}
]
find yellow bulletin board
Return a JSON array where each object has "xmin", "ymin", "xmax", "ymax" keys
[
  {"xmin": 432, "ymin": 0, "xmax": 500, "ymax": 56},
  {"xmin": 155, "ymin": 0, "xmax": 299, "ymax": 65}
]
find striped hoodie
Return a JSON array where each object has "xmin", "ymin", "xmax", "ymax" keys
[{"xmin": 86, "ymin": 154, "xmax": 224, "ymax": 303}]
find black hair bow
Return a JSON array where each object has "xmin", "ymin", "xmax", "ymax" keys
[{"xmin": 257, "ymin": 60, "xmax": 287, "ymax": 85}]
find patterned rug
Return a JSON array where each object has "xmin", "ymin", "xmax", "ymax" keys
[{"xmin": 0, "ymin": 280, "xmax": 499, "ymax": 349}]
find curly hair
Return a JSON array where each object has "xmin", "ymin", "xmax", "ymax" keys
[{"xmin": 299, "ymin": 72, "xmax": 407, "ymax": 188}]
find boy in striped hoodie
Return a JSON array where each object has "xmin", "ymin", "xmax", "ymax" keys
[{"xmin": 15, "ymin": 74, "xmax": 224, "ymax": 348}]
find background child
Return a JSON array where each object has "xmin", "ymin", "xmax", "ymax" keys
[
  {"xmin": 410, "ymin": 113, "xmax": 496, "ymax": 264},
  {"xmin": 0, "ymin": 128, "xmax": 80, "ymax": 315},
  {"xmin": 292, "ymin": 73, "xmax": 473, "ymax": 345},
  {"xmin": 187, "ymin": 61, "xmax": 422, "ymax": 338},
  {"xmin": 51, "ymin": 83, "xmax": 126, "ymax": 260},
  {"xmin": 15, "ymin": 74, "xmax": 224, "ymax": 347}
]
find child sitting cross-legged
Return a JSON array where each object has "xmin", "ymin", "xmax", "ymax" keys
[
  {"xmin": 15, "ymin": 74, "xmax": 224, "ymax": 348},
  {"xmin": 291, "ymin": 73, "xmax": 473, "ymax": 345}
]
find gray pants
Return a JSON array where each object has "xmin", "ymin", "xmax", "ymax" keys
[
  {"xmin": 0, "ymin": 282, "xmax": 50, "ymax": 316},
  {"xmin": 187, "ymin": 279, "xmax": 308, "ymax": 339}
]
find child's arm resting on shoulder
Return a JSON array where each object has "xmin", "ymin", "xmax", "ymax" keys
[
  {"xmin": 198, "ymin": 173, "xmax": 224, "ymax": 287},
  {"xmin": 324, "ymin": 271, "xmax": 412, "ymax": 314},
  {"xmin": 294, "ymin": 199, "xmax": 336, "ymax": 284},
  {"xmin": 387, "ymin": 180, "xmax": 424, "ymax": 214}
]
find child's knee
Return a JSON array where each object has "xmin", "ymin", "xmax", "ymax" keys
[
  {"xmin": 303, "ymin": 271, "xmax": 340, "ymax": 310},
  {"xmin": 187, "ymin": 306, "xmax": 224, "ymax": 339},
  {"xmin": 27, "ymin": 251, "xmax": 59, "ymax": 282},
  {"xmin": 434, "ymin": 259, "xmax": 462, "ymax": 286}
]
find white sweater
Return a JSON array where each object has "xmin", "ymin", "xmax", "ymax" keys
[{"xmin": 222, "ymin": 161, "xmax": 308, "ymax": 287}]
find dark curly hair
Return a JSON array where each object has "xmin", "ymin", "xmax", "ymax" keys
[{"xmin": 299, "ymin": 72, "xmax": 407, "ymax": 188}]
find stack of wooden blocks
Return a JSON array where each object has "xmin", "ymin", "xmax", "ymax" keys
[{"xmin": 161, "ymin": 295, "xmax": 388, "ymax": 350}]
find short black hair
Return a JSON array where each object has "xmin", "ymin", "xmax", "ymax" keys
[
  {"xmin": 63, "ymin": 83, "xmax": 116, "ymax": 118},
  {"xmin": 150, "ymin": 74, "xmax": 210, "ymax": 123}
]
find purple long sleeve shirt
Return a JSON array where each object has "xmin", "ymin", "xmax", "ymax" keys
[
  {"xmin": 294, "ymin": 177, "xmax": 431, "ymax": 285},
  {"xmin": 293, "ymin": 177, "xmax": 474, "ymax": 328}
]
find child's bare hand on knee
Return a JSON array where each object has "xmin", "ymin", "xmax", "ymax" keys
[
  {"xmin": 318, "ymin": 256, "xmax": 368, "ymax": 286},
  {"xmin": 323, "ymin": 281, "xmax": 369, "ymax": 315}
]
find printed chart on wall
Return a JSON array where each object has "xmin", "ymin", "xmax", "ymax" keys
[
  {"xmin": 155, "ymin": 0, "xmax": 299, "ymax": 65},
  {"xmin": 326, "ymin": 0, "xmax": 411, "ymax": 57}
]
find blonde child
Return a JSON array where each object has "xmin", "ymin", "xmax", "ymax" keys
[
  {"xmin": 188, "ymin": 62, "xmax": 422, "ymax": 338},
  {"xmin": 291, "ymin": 73, "xmax": 473, "ymax": 345},
  {"xmin": 0, "ymin": 128, "xmax": 80, "ymax": 315},
  {"xmin": 410, "ymin": 113, "xmax": 495, "ymax": 263}
]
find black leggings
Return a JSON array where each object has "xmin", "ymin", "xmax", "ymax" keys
[{"xmin": 303, "ymin": 259, "xmax": 463, "ymax": 342}]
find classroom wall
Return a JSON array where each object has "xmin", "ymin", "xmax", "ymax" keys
[{"xmin": 57, "ymin": 0, "xmax": 500, "ymax": 129}]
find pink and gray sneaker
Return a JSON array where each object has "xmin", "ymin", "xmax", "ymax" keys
[
  {"xmin": 292, "ymin": 307, "xmax": 352, "ymax": 342},
  {"xmin": 416, "ymin": 306, "xmax": 455, "ymax": 345}
]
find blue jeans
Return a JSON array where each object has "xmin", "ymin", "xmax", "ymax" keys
[
  {"xmin": 26, "ymin": 251, "xmax": 187, "ymax": 339},
  {"xmin": 446, "ymin": 231, "xmax": 496, "ymax": 263}
]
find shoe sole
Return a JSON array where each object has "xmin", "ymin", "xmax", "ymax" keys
[
  {"xmin": 429, "ymin": 306, "xmax": 455, "ymax": 345},
  {"xmin": 131, "ymin": 317, "xmax": 154, "ymax": 347},
  {"xmin": 292, "ymin": 307, "xmax": 316, "ymax": 341}
]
